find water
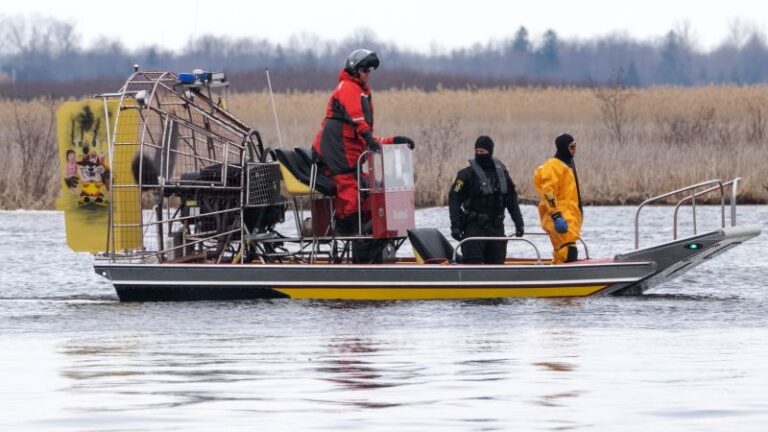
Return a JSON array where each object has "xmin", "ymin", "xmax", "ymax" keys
[{"xmin": 1, "ymin": 206, "xmax": 767, "ymax": 431}]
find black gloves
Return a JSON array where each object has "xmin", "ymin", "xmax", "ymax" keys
[
  {"xmin": 515, "ymin": 226, "xmax": 524, "ymax": 237},
  {"xmin": 450, "ymin": 227, "xmax": 463, "ymax": 241},
  {"xmin": 393, "ymin": 136, "xmax": 415, "ymax": 150},
  {"xmin": 362, "ymin": 131, "xmax": 381, "ymax": 153},
  {"xmin": 364, "ymin": 134, "xmax": 414, "ymax": 153}
]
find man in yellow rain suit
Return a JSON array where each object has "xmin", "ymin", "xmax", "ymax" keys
[{"xmin": 533, "ymin": 133, "xmax": 582, "ymax": 264}]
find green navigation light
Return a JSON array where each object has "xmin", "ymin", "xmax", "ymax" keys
[{"xmin": 684, "ymin": 243, "xmax": 702, "ymax": 250}]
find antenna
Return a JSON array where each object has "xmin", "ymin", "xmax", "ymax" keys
[
  {"xmin": 192, "ymin": 0, "xmax": 200, "ymax": 52},
  {"xmin": 265, "ymin": 68, "xmax": 284, "ymax": 148}
]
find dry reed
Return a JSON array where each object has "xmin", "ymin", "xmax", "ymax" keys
[
  {"xmin": 2, "ymin": 85, "xmax": 767, "ymax": 209},
  {"xmin": 0, "ymin": 97, "xmax": 58, "ymax": 209}
]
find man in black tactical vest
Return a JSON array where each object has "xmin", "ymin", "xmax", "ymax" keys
[{"xmin": 448, "ymin": 136, "xmax": 525, "ymax": 264}]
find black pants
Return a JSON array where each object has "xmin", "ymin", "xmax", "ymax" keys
[
  {"xmin": 335, "ymin": 212, "xmax": 383, "ymax": 264},
  {"xmin": 461, "ymin": 220, "xmax": 507, "ymax": 264}
]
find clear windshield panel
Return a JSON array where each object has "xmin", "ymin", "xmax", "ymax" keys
[{"xmin": 381, "ymin": 144, "xmax": 414, "ymax": 192}]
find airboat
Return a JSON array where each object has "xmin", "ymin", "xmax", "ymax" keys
[{"xmin": 55, "ymin": 69, "xmax": 761, "ymax": 301}]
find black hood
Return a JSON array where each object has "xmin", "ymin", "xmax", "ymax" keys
[
  {"xmin": 553, "ymin": 133, "xmax": 582, "ymax": 212},
  {"xmin": 474, "ymin": 135, "xmax": 496, "ymax": 168},
  {"xmin": 554, "ymin": 133, "xmax": 574, "ymax": 166}
]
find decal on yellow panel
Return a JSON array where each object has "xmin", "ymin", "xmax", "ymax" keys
[
  {"xmin": 55, "ymin": 99, "xmax": 141, "ymax": 253},
  {"xmin": 273, "ymin": 285, "xmax": 608, "ymax": 300}
]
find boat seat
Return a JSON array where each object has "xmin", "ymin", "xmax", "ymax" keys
[
  {"xmin": 273, "ymin": 148, "xmax": 336, "ymax": 196},
  {"xmin": 408, "ymin": 228, "xmax": 457, "ymax": 264},
  {"xmin": 294, "ymin": 147, "xmax": 315, "ymax": 166}
]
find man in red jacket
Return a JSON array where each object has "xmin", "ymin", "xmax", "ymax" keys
[{"xmin": 312, "ymin": 49, "xmax": 414, "ymax": 235}]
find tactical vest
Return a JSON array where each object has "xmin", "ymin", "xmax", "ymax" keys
[{"xmin": 465, "ymin": 158, "xmax": 507, "ymax": 215}]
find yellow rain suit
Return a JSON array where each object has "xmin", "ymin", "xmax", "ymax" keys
[{"xmin": 533, "ymin": 158, "xmax": 582, "ymax": 263}]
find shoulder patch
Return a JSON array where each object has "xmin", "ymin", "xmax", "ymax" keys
[{"xmin": 453, "ymin": 179, "xmax": 464, "ymax": 193}]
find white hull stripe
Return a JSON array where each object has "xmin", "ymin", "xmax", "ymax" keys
[
  {"xmin": 96, "ymin": 262, "xmax": 652, "ymax": 270},
  {"xmin": 110, "ymin": 278, "xmax": 640, "ymax": 287}
]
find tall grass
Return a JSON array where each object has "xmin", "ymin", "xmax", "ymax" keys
[
  {"xmin": 0, "ymin": 97, "xmax": 58, "ymax": 209},
  {"xmin": 2, "ymin": 86, "xmax": 767, "ymax": 209},
  {"xmin": 229, "ymin": 85, "xmax": 768, "ymax": 205}
]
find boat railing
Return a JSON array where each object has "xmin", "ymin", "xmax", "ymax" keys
[
  {"xmin": 634, "ymin": 177, "xmax": 740, "ymax": 249},
  {"xmin": 307, "ymin": 148, "xmax": 373, "ymax": 238},
  {"xmin": 452, "ymin": 237, "xmax": 543, "ymax": 264},
  {"xmin": 356, "ymin": 150, "xmax": 371, "ymax": 236},
  {"xmin": 671, "ymin": 178, "xmax": 740, "ymax": 240},
  {"xmin": 523, "ymin": 232, "xmax": 590, "ymax": 260}
]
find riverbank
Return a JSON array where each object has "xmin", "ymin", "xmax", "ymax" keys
[{"xmin": 1, "ymin": 85, "xmax": 767, "ymax": 209}]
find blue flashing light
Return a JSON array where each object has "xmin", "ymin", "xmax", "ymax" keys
[{"xmin": 177, "ymin": 73, "xmax": 196, "ymax": 85}]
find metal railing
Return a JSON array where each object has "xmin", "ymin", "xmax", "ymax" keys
[
  {"xmin": 634, "ymin": 178, "xmax": 740, "ymax": 249},
  {"xmin": 452, "ymin": 236, "xmax": 543, "ymax": 264},
  {"xmin": 449, "ymin": 232, "xmax": 590, "ymax": 264},
  {"xmin": 524, "ymin": 231, "xmax": 590, "ymax": 260},
  {"xmin": 672, "ymin": 178, "xmax": 740, "ymax": 239},
  {"xmin": 356, "ymin": 150, "xmax": 371, "ymax": 236}
]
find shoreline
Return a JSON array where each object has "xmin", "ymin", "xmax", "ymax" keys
[{"xmin": 3, "ymin": 203, "xmax": 767, "ymax": 212}]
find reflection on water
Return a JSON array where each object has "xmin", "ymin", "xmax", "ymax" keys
[
  {"xmin": 533, "ymin": 361, "xmax": 576, "ymax": 372},
  {"xmin": 536, "ymin": 390, "xmax": 583, "ymax": 408},
  {"xmin": 318, "ymin": 338, "xmax": 393, "ymax": 391},
  {"xmin": 0, "ymin": 208, "xmax": 767, "ymax": 431}
]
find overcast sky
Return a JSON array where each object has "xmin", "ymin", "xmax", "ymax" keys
[{"xmin": 3, "ymin": 0, "xmax": 767, "ymax": 52}]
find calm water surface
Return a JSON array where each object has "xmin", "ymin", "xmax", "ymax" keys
[{"xmin": 1, "ymin": 206, "xmax": 767, "ymax": 431}]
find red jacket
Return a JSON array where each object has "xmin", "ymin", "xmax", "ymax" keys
[{"xmin": 312, "ymin": 70, "xmax": 392, "ymax": 174}]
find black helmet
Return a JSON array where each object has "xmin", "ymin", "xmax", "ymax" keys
[{"xmin": 344, "ymin": 49, "xmax": 380, "ymax": 75}]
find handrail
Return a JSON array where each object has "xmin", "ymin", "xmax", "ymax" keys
[
  {"xmin": 634, "ymin": 179, "xmax": 727, "ymax": 249},
  {"xmin": 732, "ymin": 177, "xmax": 740, "ymax": 226},
  {"xmin": 356, "ymin": 150, "xmax": 371, "ymax": 236},
  {"xmin": 523, "ymin": 231, "xmax": 590, "ymax": 260},
  {"xmin": 672, "ymin": 177, "xmax": 741, "ymax": 239},
  {"xmin": 303, "ymin": 149, "xmax": 372, "ymax": 262},
  {"xmin": 452, "ymin": 236, "xmax": 542, "ymax": 264},
  {"xmin": 308, "ymin": 162, "xmax": 319, "ymax": 263}
]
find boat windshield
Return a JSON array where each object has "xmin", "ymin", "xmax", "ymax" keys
[{"xmin": 371, "ymin": 144, "xmax": 414, "ymax": 192}]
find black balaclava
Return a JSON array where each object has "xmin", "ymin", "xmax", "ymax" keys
[
  {"xmin": 555, "ymin": 133, "xmax": 574, "ymax": 166},
  {"xmin": 474, "ymin": 135, "xmax": 495, "ymax": 168}
]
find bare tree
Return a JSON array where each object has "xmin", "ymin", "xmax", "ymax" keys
[
  {"xmin": 3, "ymin": 14, "xmax": 768, "ymax": 93},
  {"xmin": 2, "ymin": 15, "xmax": 78, "ymax": 56},
  {"xmin": 11, "ymin": 97, "xmax": 59, "ymax": 203},
  {"xmin": 592, "ymin": 67, "xmax": 635, "ymax": 144}
]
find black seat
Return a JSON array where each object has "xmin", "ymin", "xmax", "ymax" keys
[
  {"xmin": 273, "ymin": 148, "xmax": 336, "ymax": 196},
  {"xmin": 407, "ymin": 228, "xmax": 457, "ymax": 264},
  {"xmin": 294, "ymin": 147, "xmax": 315, "ymax": 165}
]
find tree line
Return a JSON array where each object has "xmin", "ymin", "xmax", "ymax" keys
[{"xmin": 2, "ymin": 15, "xmax": 768, "ymax": 98}]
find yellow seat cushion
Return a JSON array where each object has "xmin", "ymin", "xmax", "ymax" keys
[{"xmin": 279, "ymin": 163, "xmax": 312, "ymax": 196}]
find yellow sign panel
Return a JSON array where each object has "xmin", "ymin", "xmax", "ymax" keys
[{"xmin": 56, "ymin": 99, "xmax": 141, "ymax": 253}]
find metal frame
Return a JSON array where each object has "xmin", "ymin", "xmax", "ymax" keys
[
  {"xmin": 634, "ymin": 178, "xmax": 740, "ymax": 249},
  {"xmin": 672, "ymin": 178, "xmax": 740, "ymax": 239},
  {"xmin": 452, "ymin": 236, "xmax": 543, "ymax": 264},
  {"xmin": 356, "ymin": 150, "xmax": 371, "ymax": 236},
  {"xmin": 523, "ymin": 231, "xmax": 590, "ymax": 260},
  {"xmin": 104, "ymin": 71, "xmax": 252, "ymax": 264}
]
